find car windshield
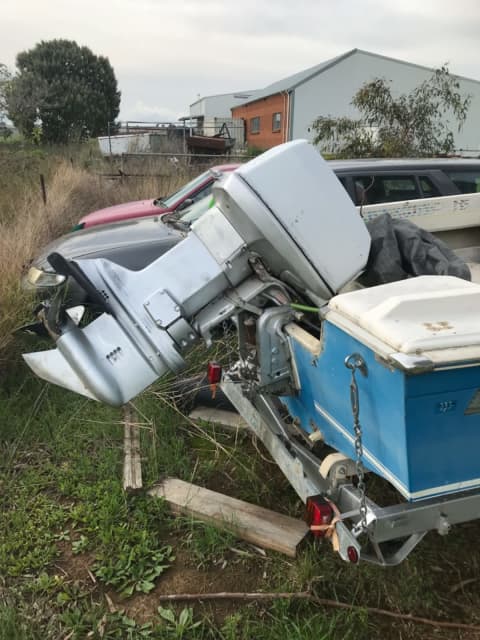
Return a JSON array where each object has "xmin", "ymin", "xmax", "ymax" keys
[
  {"xmin": 157, "ymin": 170, "xmax": 212, "ymax": 208},
  {"xmin": 161, "ymin": 194, "xmax": 215, "ymax": 231},
  {"xmin": 179, "ymin": 194, "xmax": 215, "ymax": 223}
]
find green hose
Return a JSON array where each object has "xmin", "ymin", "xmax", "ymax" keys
[{"xmin": 290, "ymin": 303, "xmax": 320, "ymax": 313}]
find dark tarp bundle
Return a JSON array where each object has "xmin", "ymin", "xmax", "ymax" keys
[{"xmin": 359, "ymin": 213, "xmax": 471, "ymax": 287}]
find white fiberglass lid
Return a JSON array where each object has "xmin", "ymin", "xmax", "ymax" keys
[{"xmin": 328, "ymin": 275, "xmax": 480, "ymax": 354}]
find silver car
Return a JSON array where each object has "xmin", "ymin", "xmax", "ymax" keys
[{"xmin": 22, "ymin": 196, "xmax": 214, "ymax": 336}]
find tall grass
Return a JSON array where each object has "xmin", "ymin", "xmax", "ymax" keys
[{"xmin": 0, "ymin": 145, "xmax": 199, "ymax": 363}]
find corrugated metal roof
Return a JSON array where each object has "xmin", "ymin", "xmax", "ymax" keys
[
  {"xmin": 190, "ymin": 90, "xmax": 260, "ymax": 108},
  {"xmin": 236, "ymin": 50, "xmax": 356, "ymax": 106},
  {"xmin": 234, "ymin": 48, "xmax": 480, "ymax": 107}
]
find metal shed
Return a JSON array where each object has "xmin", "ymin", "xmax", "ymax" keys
[{"xmin": 232, "ymin": 49, "xmax": 480, "ymax": 153}]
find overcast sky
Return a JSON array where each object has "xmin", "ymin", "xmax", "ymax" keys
[{"xmin": 2, "ymin": 0, "xmax": 479, "ymax": 122}]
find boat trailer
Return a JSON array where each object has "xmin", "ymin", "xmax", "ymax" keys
[{"xmin": 23, "ymin": 140, "xmax": 480, "ymax": 565}]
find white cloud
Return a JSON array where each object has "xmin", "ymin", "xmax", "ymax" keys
[
  {"xmin": 126, "ymin": 100, "xmax": 180, "ymax": 123},
  {"xmin": 1, "ymin": 0, "xmax": 479, "ymax": 120}
]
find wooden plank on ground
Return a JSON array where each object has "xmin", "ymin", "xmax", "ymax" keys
[
  {"xmin": 148, "ymin": 478, "xmax": 309, "ymax": 557},
  {"xmin": 123, "ymin": 406, "xmax": 143, "ymax": 492},
  {"xmin": 189, "ymin": 407, "xmax": 248, "ymax": 432}
]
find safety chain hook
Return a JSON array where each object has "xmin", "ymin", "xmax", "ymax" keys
[{"xmin": 345, "ymin": 353, "xmax": 368, "ymax": 533}]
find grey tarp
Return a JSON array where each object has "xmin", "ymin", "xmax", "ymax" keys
[{"xmin": 359, "ymin": 213, "xmax": 471, "ymax": 287}]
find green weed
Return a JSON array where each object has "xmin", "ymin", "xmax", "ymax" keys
[
  {"xmin": 0, "ymin": 606, "xmax": 37, "ymax": 640},
  {"xmin": 0, "ymin": 484, "xmax": 69, "ymax": 575},
  {"xmin": 175, "ymin": 517, "xmax": 237, "ymax": 568},
  {"xmin": 219, "ymin": 600, "xmax": 368, "ymax": 640},
  {"xmin": 93, "ymin": 536, "xmax": 174, "ymax": 597},
  {"xmin": 59, "ymin": 605, "xmax": 157, "ymax": 639},
  {"xmin": 1, "ymin": 370, "xmax": 173, "ymax": 594},
  {"xmin": 158, "ymin": 607, "xmax": 203, "ymax": 638}
]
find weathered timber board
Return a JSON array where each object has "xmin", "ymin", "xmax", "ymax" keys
[
  {"xmin": 149, "ymin": 478, "xmax": 309, "ymax": 557},
  {"xmin": 123, "ymin": 406, "xmax": 143, "ymax": 492}
]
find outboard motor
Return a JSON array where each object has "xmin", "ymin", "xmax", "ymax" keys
[{"xmin": 23, "ymin": 140, "xmax": 371, "ymax": 405}]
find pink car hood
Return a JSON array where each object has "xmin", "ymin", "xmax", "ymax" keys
[{"xmin": 79, "ymin": 199, "xmax": 167, "ymax": 228}]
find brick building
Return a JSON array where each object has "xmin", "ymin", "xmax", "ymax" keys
[
  {"xmin": 232, "ymin": 93, "xmax": 288, "ymax": 149},
  {"xmin": 232, "ymin": 49, "xmax": 480, "ymax": 153}
]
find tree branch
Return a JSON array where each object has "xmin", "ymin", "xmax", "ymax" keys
[{"xmin": 155, "ymin": 591, "xmax": 480, "ymax": 633}]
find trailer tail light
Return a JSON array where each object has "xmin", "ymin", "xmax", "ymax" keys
[
  {"xmin": 207, "ymin": 362, "xmax": 222, "ymax": 385},
  {"xmin": 347, "ymin": 546, "xmax": 359, "ymax": 564},
  {"xmin": 305, "ymin": 495, "xmax": 334, "ymax": 537}
]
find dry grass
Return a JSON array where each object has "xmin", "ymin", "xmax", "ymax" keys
[{"xmin": 0, "ymin": 149, "xmax": 197, "ymax": 362}]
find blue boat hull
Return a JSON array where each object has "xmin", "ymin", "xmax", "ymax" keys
[{"xmin": 283, "ymin": 322, "xmax": 480, "ymax": 502}]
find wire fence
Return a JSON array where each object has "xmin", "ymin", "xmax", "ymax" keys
[
  {"xmin": 95, "ymin": 149, "xmax": 250, "ymax": 180},
  {"xmin": 100, "ymin": 119, "xmax": 247, "ymax": 158}
]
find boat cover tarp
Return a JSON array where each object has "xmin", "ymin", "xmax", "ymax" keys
[{"xmin": 360, "ymin": 213, "xmax": 471, "ymax": 287}]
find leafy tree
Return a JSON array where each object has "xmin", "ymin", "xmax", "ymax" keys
[
  {"xmin": 312, "ymin": 66, "xmax": 471, "ymax": 157},
  {"xmin": 7, "ymin": 40, "xmax": 120, "ymax": 143},
  {"xmin": 4, "ymin": 69, "xmax": 45, "ymax": 138},
  {"xmin": 0, "ymin": 63, "xmax": 11, "ymax": 122}
]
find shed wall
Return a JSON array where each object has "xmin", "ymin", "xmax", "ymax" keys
[
  {"xmin": 292, "ymin": 51, "xmax": 480, "ymax": 152},
  {"xmin": 190, "ymin": 93, "xmax": 258, "ymax": 119}
]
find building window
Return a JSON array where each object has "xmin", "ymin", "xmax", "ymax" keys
[
  {"xmin": 250, "ymin": 117, "xmax": 260, "ymax": 134},
  {"xmin": 272, "ymin": 112, "xmax": 282, "ymax": 132}
]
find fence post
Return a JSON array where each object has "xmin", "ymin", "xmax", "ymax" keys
[
  {"xmin": 39, "ymin": 174, "xmax": 47, "ymax": 205},
  {"xmin": 39, "ymin": 173, "xmax": 54, "ymax": 236},
  {"xmin": 107, "ymin": 121, "xmax": 113, "ymax": 156}
]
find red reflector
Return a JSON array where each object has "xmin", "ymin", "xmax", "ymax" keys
[
  {"xmin": 305, "ymin": 495, "xmax": 334, "ymax": 537},
  {"xmin": 347, "ymin": 545, "xmax": 359, "ymax": 564},
  {"xmin": 207, "ymin": 361, "xmax": 222, "ymax": 385}
]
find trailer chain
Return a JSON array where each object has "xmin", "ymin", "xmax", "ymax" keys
[{"xmin": 345, "ymin": 353, "xmax": 368, "ymax": 533}]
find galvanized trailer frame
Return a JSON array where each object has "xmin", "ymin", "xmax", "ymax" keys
[{"xmin": 221, "ymin": 379, "xmax": 480, "ymax": 566}]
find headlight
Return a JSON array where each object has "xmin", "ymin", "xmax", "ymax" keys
[{"xmin": 25, "ymin": 266, "xmax": 66, "ymax": 288}]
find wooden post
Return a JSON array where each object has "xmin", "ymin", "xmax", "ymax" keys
[
  {"xmin": 39, "ymin": 174, "xmax": 47, "ymax": 205},
  {"xmin": 123, "ymin": 406, "xmax": 143, "ymax": 492}
]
